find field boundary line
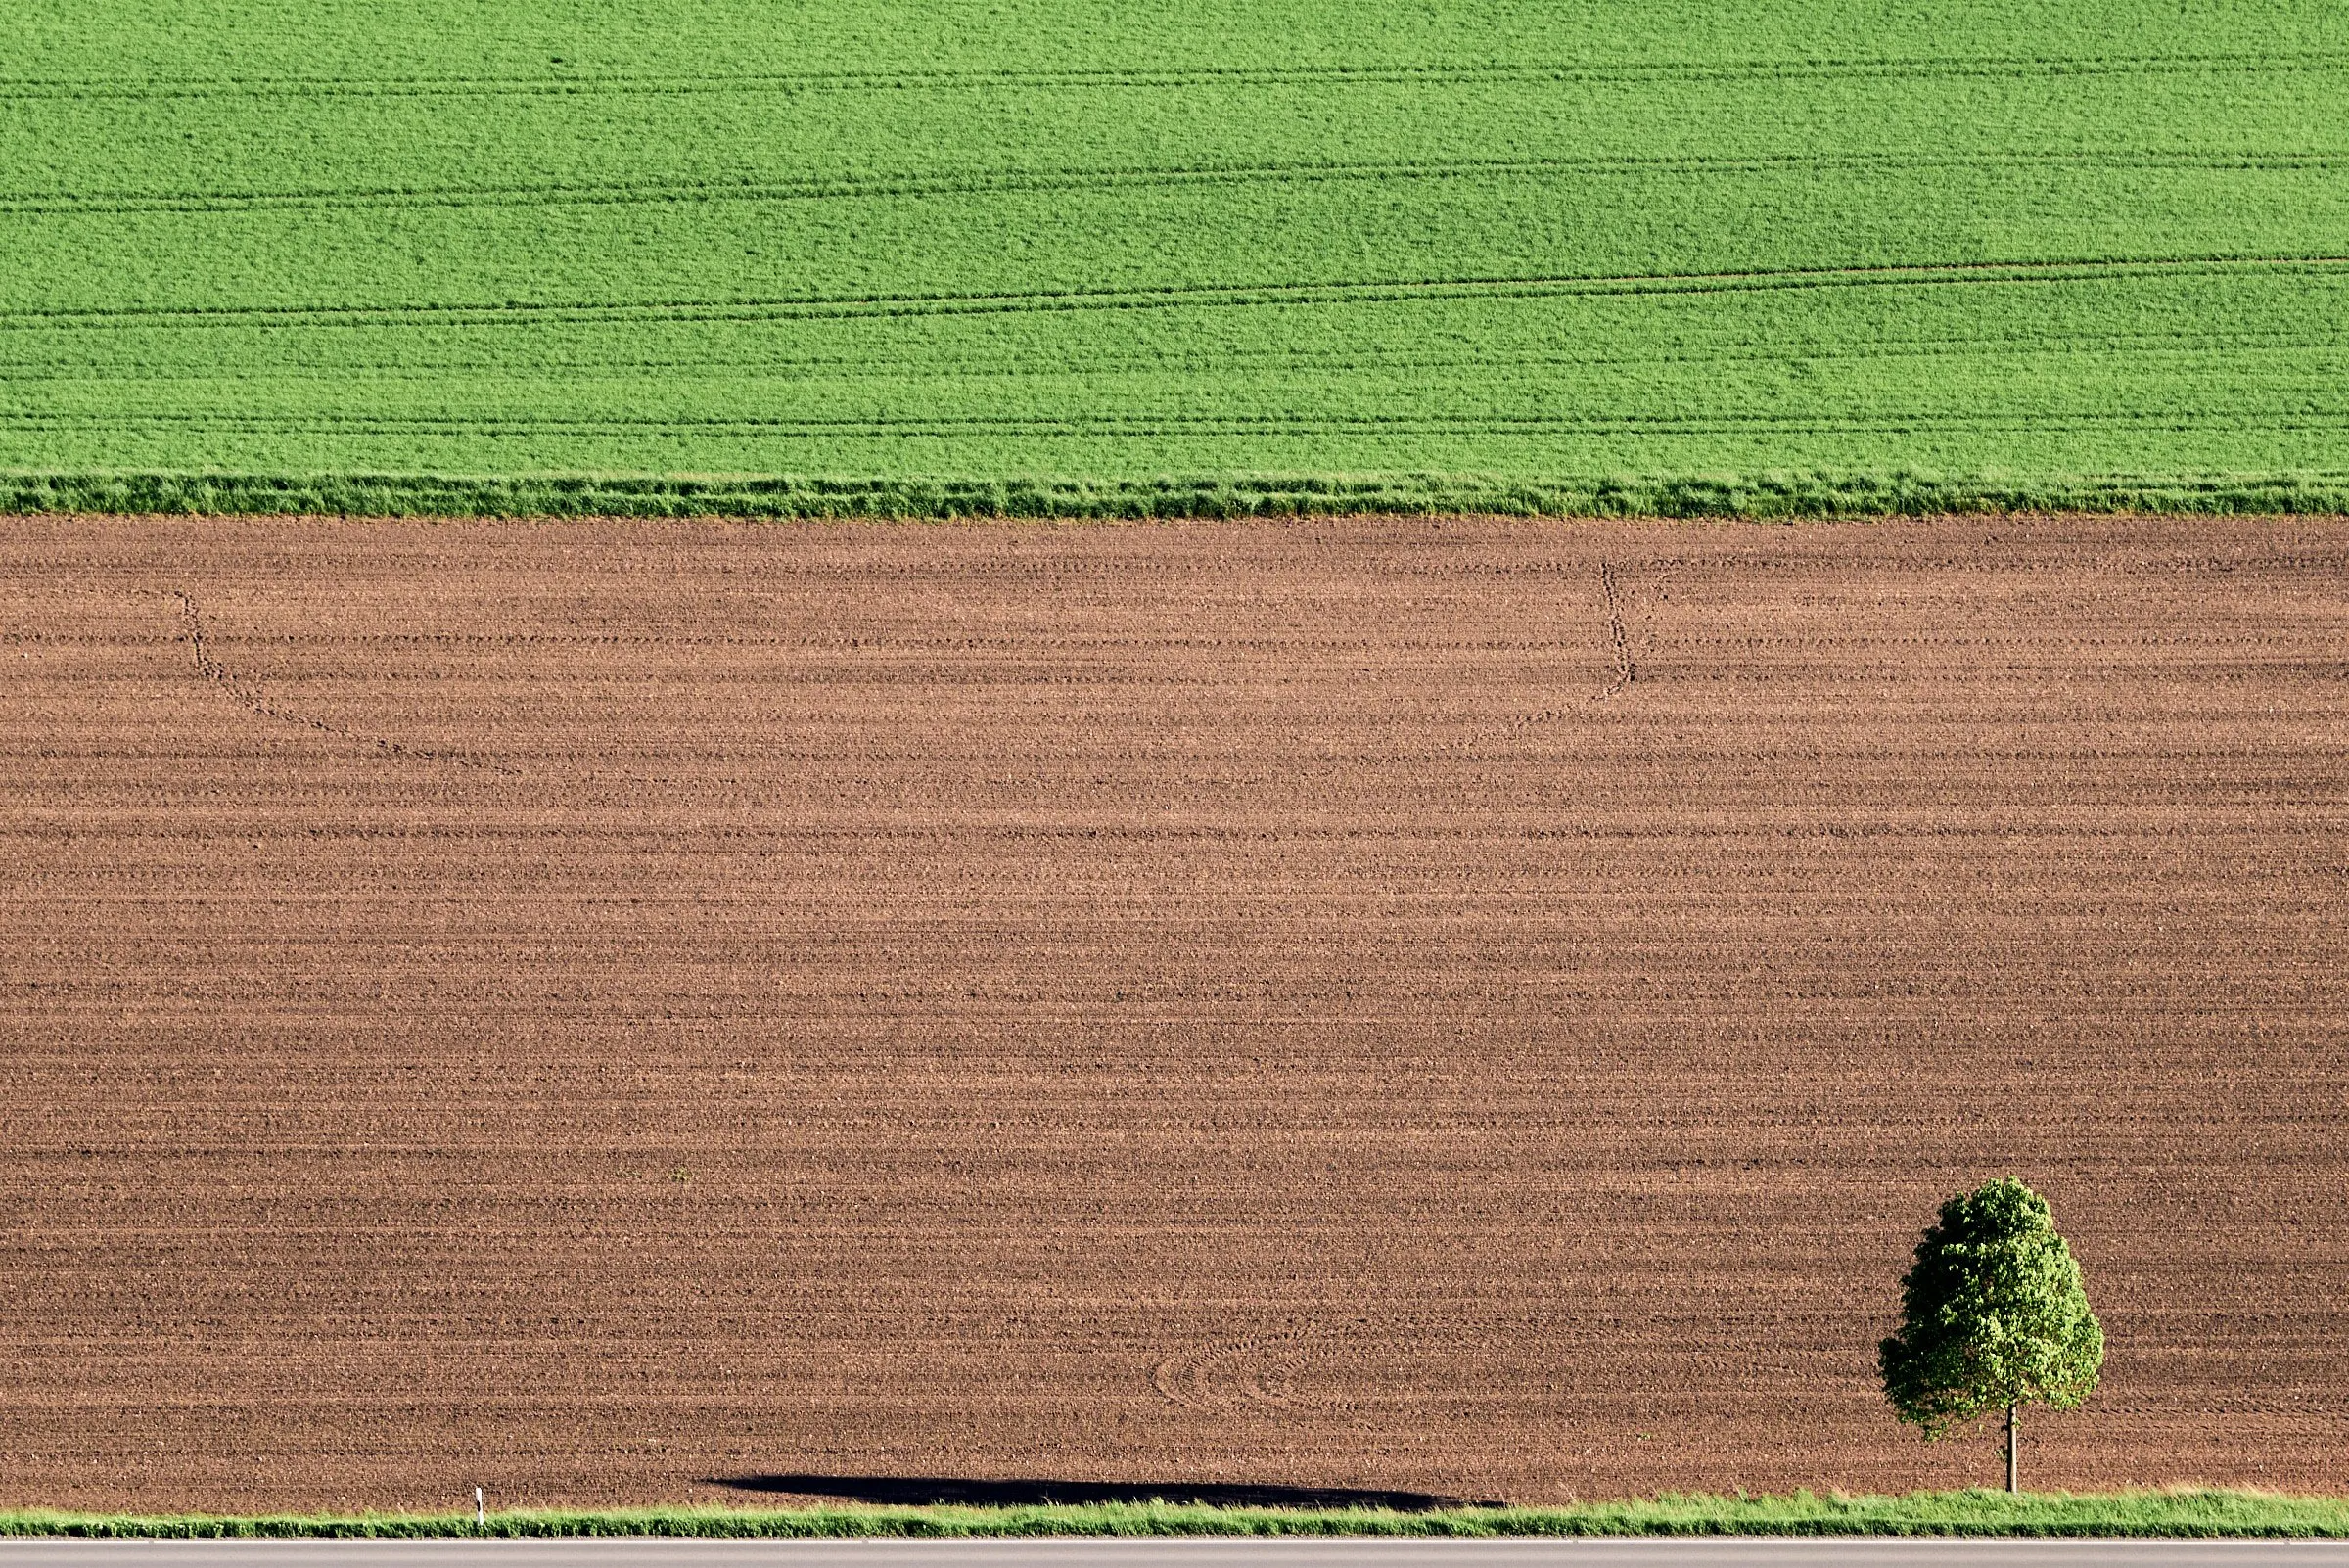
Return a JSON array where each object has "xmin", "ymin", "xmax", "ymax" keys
[{"xmin": 14, "ymin": 470, "xmax": 2349, "ymax": 519}]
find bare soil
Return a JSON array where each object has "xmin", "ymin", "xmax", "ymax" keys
[{"xmin": 2, "ymin": 514, "xmax": 2344, "ymax": 1513}]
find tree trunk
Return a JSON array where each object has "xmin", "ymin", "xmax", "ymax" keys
[{"xmin": 2005, "ymin": 1402, "xmax": 2019, "ymax": 1494}]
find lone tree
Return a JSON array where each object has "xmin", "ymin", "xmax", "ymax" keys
[{"xmin": 1879, "ymin": 1176, "xmax": 2103, "ymax": 1492}]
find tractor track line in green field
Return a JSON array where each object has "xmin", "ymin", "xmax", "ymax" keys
[
  {"xmin": 8, "ymin": 254, "xmax": 2346, "ymax": 332},
  {"xmin": 8, "ymin": 329, "xmax": 2336, "ymax": 381},
  {"xmin": 9, "ymin": 152, "xmax": 2344, "ymax": 220},
  {"xmin": 7, "ymin": 50, "xmax": 2349, "ymax": 100},
  {"xmin": 10, "ymin": 413, "xmax": 2346, "ymax": 437}
]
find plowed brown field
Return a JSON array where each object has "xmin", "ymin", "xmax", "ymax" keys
[{"xmin": 3, "ymin": 514, "xmax": 2345, "ymax": 1514}]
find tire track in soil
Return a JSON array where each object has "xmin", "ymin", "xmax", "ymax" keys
[
  {"xmin": 1152, "ymin": 1325, "xmax": 1334, "ymax": 1410},
  {"xmin": 172, "ymin": 590, "xmax": 518, "ymax": 775}
]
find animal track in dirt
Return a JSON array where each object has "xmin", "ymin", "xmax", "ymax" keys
[
  {"xmin": 173, "ymin": 590, "xmax": 519, "ymax": 774},
  {"xmin": 1595, "ymin": 560, "xmax": 1635, "ymax": 699},
  {"xmin": 1151, "ymin": 1325, "xmax": 1336, "ymax": 1410},
  {"xmin": 1488, "ymin": 560, "xmax": 1648, "ymax": 741}
]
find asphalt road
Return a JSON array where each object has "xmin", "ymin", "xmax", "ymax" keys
[{"xmin": 4, "ymin": 1544, "xmax": 2348, "ymax": 1568}]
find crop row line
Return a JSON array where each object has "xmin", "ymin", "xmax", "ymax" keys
[
  {"xmin": 5, "ymin": 255, "xmax": 2343, "ymax": 332},
  {"xmin": 5, "ymin": 51, "xmax": 2346, "ymax": 100},
  {"xmin": 4, "ymin": 152, "xmax": 2338, "ymax": 219},
  {"xmin": 7, "ymin": 412, "xmax": 2343, "ymax": 435}
]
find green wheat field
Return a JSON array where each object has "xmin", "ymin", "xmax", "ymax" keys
[{"xmin": 5, "ymin": 0, "xmax": 2348, "ymax": 515}]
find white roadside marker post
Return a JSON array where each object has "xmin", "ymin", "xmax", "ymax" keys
[{"xmin": 477, "ymin": 1486, "xmax": 485, "ymax": 1530}]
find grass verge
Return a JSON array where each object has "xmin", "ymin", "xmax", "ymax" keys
[
  {"xmin": 6, "ymin": 1489, "xmax": 2349, "ymax": 1539},
  {"xmin": 6, "ymin": 471, "xmax": 2349, "ymax": 520}
]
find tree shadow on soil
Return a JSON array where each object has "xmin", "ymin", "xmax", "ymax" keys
[{"xmin": 714, "ymin": 1474, "xmax": 1485, "ymax": 1511}]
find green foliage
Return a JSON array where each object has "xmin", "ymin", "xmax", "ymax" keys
[
  {"xmin": 6, "ymin": 1491, "xmax": 2349, "ymax": 1539},
  {"xmin": 1881, "ymin": 1178, "xmax": 2105, "ymax": 1439},
  {"xmin": 3, "ymin": 0, "xmax": 2348, "ymax": 501},
  {"xmin": 5, "ymin": 470, "xmax": 2348, "ymax": 520}
]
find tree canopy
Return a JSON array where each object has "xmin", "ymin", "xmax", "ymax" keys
[{"xmin": 1880, "ymin": 1176, "xmax": 2104, "ymax": 1439}]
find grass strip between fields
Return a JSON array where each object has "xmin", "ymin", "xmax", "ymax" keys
[
  {"xmin": 7, "ymin": 1490, "xmax": 2349, "ymax": 1539},
  {"xmin": 8, "ymin": 470, "xmax": 2349, "ymax": 519}
]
